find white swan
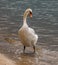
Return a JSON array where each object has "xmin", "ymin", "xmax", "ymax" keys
[{"xmin": 18, "ymin": 8, "xmax": 38, "ymax": 53}]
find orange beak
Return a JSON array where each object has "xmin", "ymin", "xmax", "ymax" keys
[{"xmin": 29, "ymin": 12, "xmax": 32, "ymax": 18}]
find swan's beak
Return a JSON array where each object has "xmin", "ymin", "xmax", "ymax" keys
[{"xmin": 29, "ymin": 12, "xmax": 32, "ymax": 18}]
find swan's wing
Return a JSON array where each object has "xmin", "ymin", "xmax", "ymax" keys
[
  {"xmin": 29, "ymin": 27, "xmax": 38, "ymax": 41},
  {"xmin": 29, "ymin": 27, "xmax": 35, "ymax": 33}
]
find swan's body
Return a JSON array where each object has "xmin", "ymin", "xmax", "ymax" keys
[{"xmin": 18, "ymin": 8, "xmax": 38, "ymax": 53}]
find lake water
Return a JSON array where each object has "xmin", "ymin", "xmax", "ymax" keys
[{"xmin": 0, "ymin": 0, "xmax": 58, "ymax": 65}]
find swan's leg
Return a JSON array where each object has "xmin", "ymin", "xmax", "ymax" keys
[
  {"xmin": 23, "ymin": 46, "xmax": 26, "ymax": 53},
  {"xmin": 33, "ymin": 45, "xmax": 35, "ymax": 53}
]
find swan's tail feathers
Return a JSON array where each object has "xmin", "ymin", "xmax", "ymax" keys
[
  {"xmin": 34, "ymin": 34, "xmax": 38, "ymax": 45},
  {"xmin": 35, "ymin": 34, "xmax": 38, "ymax": 41}
]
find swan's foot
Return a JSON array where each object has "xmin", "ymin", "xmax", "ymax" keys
[
  {"xmin": 33, "ymin": 46, "xmax": 35, "ymax": 53},
  {"xmin": 23, "ymin": 46, "xmax": 26, "ymax": 53}
]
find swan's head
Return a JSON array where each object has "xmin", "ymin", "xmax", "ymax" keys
[{"xmin": 24, "ymin": 8, "xmax": 32, "ymax": 18}]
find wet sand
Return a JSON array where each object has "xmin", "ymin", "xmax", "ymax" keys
[
  {"xmin": 0, "ymin": 34, "xmax": 58, "ymax": 65},
  {"xmin": 0, "ymin": 53, "xmax": 16, "ymax": 65}
]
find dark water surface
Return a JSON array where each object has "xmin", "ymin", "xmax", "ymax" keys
[{"xmin": 0, "ymin": 0, "xmax": 58, "ymax": 65}]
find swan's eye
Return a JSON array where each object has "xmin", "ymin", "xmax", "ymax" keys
[{"xmin": 29, "ymin": 11, "xmax": 32, "ymax": 18}]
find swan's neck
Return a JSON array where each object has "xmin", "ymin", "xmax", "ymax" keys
[
  {"xmin": 23, "ymin": 12, "xmax": 29, "ymax": 25},
  {"xmin": 23, "ymin": 17, "xmax": 27, "ymax": 24}
]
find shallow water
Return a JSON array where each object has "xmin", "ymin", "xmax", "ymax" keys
[{"xmin": 0, "ymin": 0, "xmax": 58, "ymax": 65}]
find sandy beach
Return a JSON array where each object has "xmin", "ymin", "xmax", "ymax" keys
[{"xmin": 0, "ymin": 53, "xmax": 16, "ymax": 65}]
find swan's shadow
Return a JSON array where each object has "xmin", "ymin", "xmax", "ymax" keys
[{"xmin": 19, "ymin": 51, "xmax": 40, "ymax": 58}]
